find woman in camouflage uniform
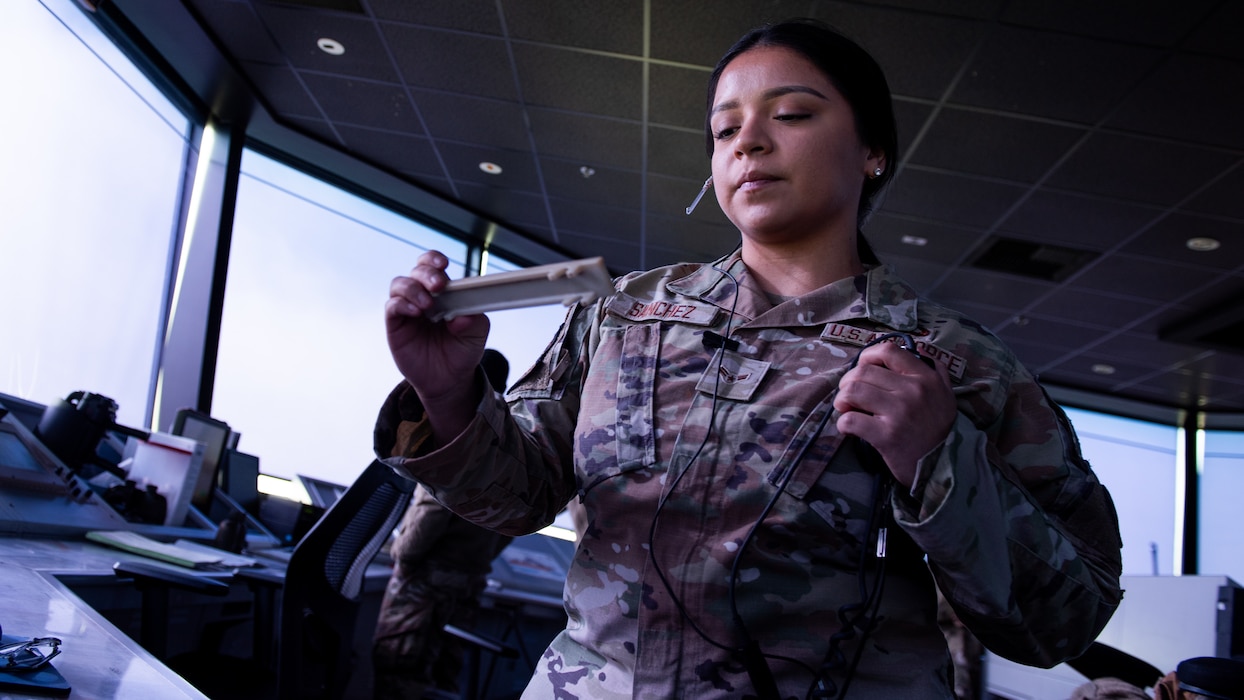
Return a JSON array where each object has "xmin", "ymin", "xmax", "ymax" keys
[{"xmin": 380, "ymin": 18, "xmax": 1122, "ymax": 700}]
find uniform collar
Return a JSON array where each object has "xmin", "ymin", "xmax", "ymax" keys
[{"xmin": 667, "ymin": 250, "xmax": 921, "ymax": 331}]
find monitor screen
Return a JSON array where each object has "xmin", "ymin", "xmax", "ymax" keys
[
  {"xmin": 171, "ymin": 409, "xmax": 231, "ymax": 512},
  {"xmin": 297, "ymin": 474, "xmax": 348, "ymax": 510}
]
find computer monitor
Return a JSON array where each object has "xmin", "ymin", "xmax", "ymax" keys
[
  {"xmin": 297, "ymin": 474, "xmax": 348, "ymax": 510},
  {"xmin": 170, "ymin": 409, "xmax": 231, "ymax": 513}
]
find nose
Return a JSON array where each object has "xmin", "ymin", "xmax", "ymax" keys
[{"xmin": 733, "ymin": 116, "xmax": 771, "ymax": 157}]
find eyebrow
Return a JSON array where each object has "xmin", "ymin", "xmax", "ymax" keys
[{"xmin": 710, "ymin": 85, "xmax": 830, "ymax": 116}]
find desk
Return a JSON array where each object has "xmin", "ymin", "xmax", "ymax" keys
[{"xmin": 0, "ymin": 537, "xmax": 213, "ymax": 699}]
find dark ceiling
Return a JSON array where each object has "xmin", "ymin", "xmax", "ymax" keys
[{"xmin": 95, "ymin": 0, "xmax": 1244, "ymax": 414}]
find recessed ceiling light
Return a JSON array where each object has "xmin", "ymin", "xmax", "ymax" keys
[
  {"xmin": 1186, "ymin": 237, "xmax": 1220, "ymax": 252},
  {"xmin": 1091, "ymin": 363, "xmax": 1116, "ymax": 375},
  {"xmin": 317, "ymin": 37, "xmax": 345, "ymax": 55},
  {"xmin": 900, "ymin": 235, "xmax": 928, "ymax": 247},
  {"xmin": 479, "ymin": 162, "xmax": 503, "ymax": 175}
]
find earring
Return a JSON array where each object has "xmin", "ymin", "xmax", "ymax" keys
[{"xmin": 873, "ymin": 167, "xmax": 883, "ymax": 178}]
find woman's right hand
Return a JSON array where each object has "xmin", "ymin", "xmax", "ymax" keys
[{"xmin": 386, "ymin": 250, "xmax": 490, "ymax": 440}]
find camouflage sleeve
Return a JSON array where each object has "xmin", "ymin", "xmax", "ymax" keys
[
  {"xmin": 893, "ymin": 362, "xmax": 1124, "ymax": 668},
  {"xmin": 375, "ymin": 301, "xmax": 602, "ymax": 536},
  {"xmin": 388, "ymin": 486, "xmax": 456, "ymax": 565}
]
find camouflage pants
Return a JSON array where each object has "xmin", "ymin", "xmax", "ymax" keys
[{"xmin": 372, "ymin": 564, "xmax": 486, "ymax": 700}]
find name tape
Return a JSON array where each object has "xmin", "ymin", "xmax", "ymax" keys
[
  {"xmin": 822, "ymin": 323, "xmax": 967, "ymax": 381},
  {"xmin": 607, "ymin": 293, "xmax": 719, "ymax": 326}
]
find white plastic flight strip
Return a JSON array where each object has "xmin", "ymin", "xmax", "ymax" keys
[{"xmin": 427, "ymin": 257, "xmax": 616, "ymax": 322}]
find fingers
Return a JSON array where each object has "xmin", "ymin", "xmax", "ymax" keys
[
  {"xmin": 387, "ymin": 250, "xmax": 453, "ymax": 320},
  {"xmin": 833, "ymin": 341, "xmax": 957, "ymax": 485},
  {"xmin": 832, "ymin": 342, "xmax": 945, "ymax": 415}
]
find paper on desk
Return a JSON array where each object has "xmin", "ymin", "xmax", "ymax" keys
[
  {"xmin": 86, "ymin": 530, "xmax": 221, "ymax": 569},
  {"xmin": 173, "ymin": 539, "xmax": 263, "ymax": 568}
]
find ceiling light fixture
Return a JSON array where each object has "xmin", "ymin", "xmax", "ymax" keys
[
  {"xmin": 900, "ymin": 235, "xmax": 928, "ymax": 247},
  {"xmin": 579, "ymin": 166, "xmax": 596, "ymax": 179},
  {"xmin": 317, "ymin": 38, "xmax": 345, "ymax": 55},
  {"xmin": 479, "ymin": 162, "xmax": 503, "ymax": 175},
  {"xmin": 1186, "ymin": 237, "xmax": 1220, "ymax": 252},
  {"xmin": 1091, "ymin": 363, "xmax": 1116, "ymax": 376}
]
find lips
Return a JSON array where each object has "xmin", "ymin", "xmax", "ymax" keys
[{"xmin": 738, "ymin": 171, "xmax": 780, "ymax": 190}]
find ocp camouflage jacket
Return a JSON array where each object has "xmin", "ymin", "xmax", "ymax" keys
[{"xmin": 376, "ymin": 250, "xmax": 1124, "ymax": 699}]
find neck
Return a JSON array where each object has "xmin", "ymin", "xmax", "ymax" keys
[{"xmin": 740, "ymin": 236, "xmax": 866, "ymax": 297}]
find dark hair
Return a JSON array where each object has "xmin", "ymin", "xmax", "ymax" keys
[
  {"xmin": 481, "ymin": 348, "xmax": 510, "ymax": 392},
  {"xmin": 704, "ymin": 18, "xmax": 897, "ymax": 262}
]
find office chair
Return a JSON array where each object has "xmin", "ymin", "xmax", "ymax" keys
[
  {"xmin": 264, "ymin": 459, "xmax": 416, "ymax": 699},
  {"xmin": 116, "ymin": 460, "xmax": 416, "ymax": 700}
]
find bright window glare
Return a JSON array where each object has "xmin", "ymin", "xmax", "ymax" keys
[
  {"xmin": 0, "ymin": 0, "xmax": 189, "ymax": 427},
  {"xmin": 211, "ymin": 150, "xmax": 466, "ymax": 484},
  {"xmin": 1199, "ymin": 430, "xmax": 1244, "ymax": 583},
  {"xmin": 1064, "ymin": 407, "xmax": 1179, "ymax": 575}
]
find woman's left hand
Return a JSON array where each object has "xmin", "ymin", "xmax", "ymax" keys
[{"xmin": 833, "ymin": 340, "xmax": 957, "ymax": 488}]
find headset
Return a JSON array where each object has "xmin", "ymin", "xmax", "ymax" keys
[{"xmin": 644, "ymin": 260, "xmax": 934, "ymax": 700}]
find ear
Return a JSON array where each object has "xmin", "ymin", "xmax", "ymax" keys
[{"xmin": 865, "ymin": 148, "xmax": 887, "ymax": 179}]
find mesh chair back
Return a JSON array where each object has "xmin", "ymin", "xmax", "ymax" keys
[{"xmin": 278, "ymin": 461, "xmax": 415, "ymax": 700}]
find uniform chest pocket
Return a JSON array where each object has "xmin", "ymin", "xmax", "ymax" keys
[
  {"xmin": 768, "ymin": 431, "xmax": 883, "ymax": 562},
  {"xmin": 577, "ymin": 322, "xmax": 661, "ymax": 493}
]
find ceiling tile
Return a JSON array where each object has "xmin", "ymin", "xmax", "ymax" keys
[
  {"xmin": 1184, "ymin": 162, "xmax": 1244, "ymax": 220},
  {"xmin": 368, "ymin": 0, "xmax": 503, "ymax": 34},
  {"xmin": 647, "ymin": 126, "xmax": 710, "ymax": 181},
  {"xmin": 541, "ymin": 158, "xmax": 641, "ymax": 210},
  {"xmin": 1044, "ymin": 132, "xmax": 1238, "ymax": 207},
  {"xmin": 928, "ymin": 267, "xmax": 1057, "ymax": 310},
  {"xmin": 649, "ymin": 0, "xmax": 811, "ymax": 66},
  {"xmin": 559, "ymin": 230, "xmax": 643, "ymax": 272},
  {"xmin": 1106, "ymin": 54, "xmax": 1244, "ymax": 150},
  {"xmin": 501, "ymin": 0, "xmax": 644, "ymax": 54},
  {"xmin": 1119, "ymin": 213, "xmax": 1244, "ymax": 271},
  {"xmin": 253, "ymin": 4, "xmax": 398, "ymax": 80},
  {"xmin": 867, "ymin": 213, "xmax": 987, "ymax": 266},
  {"xmin": 950, "ymin": 26, "xmax": 1163, "ymax": 123},
  {"xmin": 649, "ymin": 63, "xmax": 712, "ymax": 131},
  {"xmin": 526, "ymin": 109, "xmax": 643, "ymax": 171},
  {"xmin": 298, "ymin": 73, "xmax": 421, "ymax": 133},
  {"xmin": 999, "ymin": 0, "xmax": 1220, "ymax": 46},
  {"xmin": 549, "ymin": 199, "xmax": 641, "ymax": 241},
  {"xmin": 1065, "ymin": 254, "xmax": 1218, "ymax": 304},
  {"xmin": 881, "ymin": 169, "xmax": 1028, "ymax": 229},
  {"xmin": 511, "ymin": 43, "xmax": 643, "ymax": 119},
  {"xmin": 1184, "ymin": 1, "xmax": 1244, "ymax": 61},
  {"xmin": 435, "ymin": 140, "xmax": 542, "ymax": 191},
  {"xmin": 333, "ymin": 124, "xmax": 440, "ymax": 176},
  {"xmin": 454, "ymin": 181, "xmax": 550, "ymax": 229},
  {"xmin": 892, "ymin": 100, "xmax": 934, "ymax": 163},
  {"xmin": 814, "ymin": 2, "xmax": 989, "ymax": 101},
  {"xmin": 242, "ymin": 61, "xmax": 321, "ymax": 117},
  {"xmin": 996, "ymin": 317, "xmax": 1113, "ymax": 353},
  {"xmin": 907, "ymin": 107, "xmax": 1086, "ymax": 182},
  {"xmin": 382, "ymin": 24, "xmax": 518, "ymax": 100},
  {"xmin": 1026, "ymin": 288, "xmax": 1162, "ymax": 331},
  {"xmin": 412, "ymin": 90, "xmax": 530, "ymax": 151},
  {"xmin": 994, "ymin": 189, "xmax": 1157, "ymax": 252}
]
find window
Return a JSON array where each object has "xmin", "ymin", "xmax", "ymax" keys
[
  {"xmin": 1064, "ymin": 407, "xmax": 1180, "ymax": 575},
  {"xmin": 0, "ymin": 0, "xmax": 191, "ymax": 427},
  {"xmin": 1199, "ymin": 429, "xmax": 1244, "ymax": 584},
  {"xmin": 211, "ymin": 150, "xmax": 466, "ymax": 483}
]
